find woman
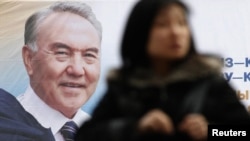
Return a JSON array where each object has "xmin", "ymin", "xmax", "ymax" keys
[{"xmin": 75, "ymin": 0, "xmax": 250, "ymax": 140}]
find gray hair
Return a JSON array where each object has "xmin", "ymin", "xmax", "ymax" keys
[{"xmin": 24, "ymin": 1, "xmax": 102, "ymax": 52}]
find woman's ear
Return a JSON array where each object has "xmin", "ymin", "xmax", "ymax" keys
[{"xmin": 22, "ymin": 45, "xmax": 34, "ymax": 75}]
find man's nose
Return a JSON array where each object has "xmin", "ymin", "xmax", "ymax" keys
[{"xmin": 66, "ymin": 55, "xmax": 85, "ymax": 77}]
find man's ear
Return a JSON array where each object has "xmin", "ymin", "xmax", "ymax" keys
[{"xmin": 22, "ymin": 45, "xmax": 34, "ymax": 75}]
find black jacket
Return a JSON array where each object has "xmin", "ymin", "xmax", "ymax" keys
[
  {"xmin": 76, "ymin": 55, "xmax": 250, "ymax": 141},
  {"xmin": 0, "ymin": 88, "xmax": 55, "ymax": 141}
]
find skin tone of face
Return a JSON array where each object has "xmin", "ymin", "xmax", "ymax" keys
[
  {"xmin": 22, "ymin": 12, "xmax": 101, "ymax": 118},
  {"xmin": 147, "ymin": 4, "xmax": 191, "ymax": 75}
]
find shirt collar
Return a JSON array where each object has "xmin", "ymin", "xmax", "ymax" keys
[{"xmin": 17, "ymin": 85, "xmax": 90, "ymax": 135}]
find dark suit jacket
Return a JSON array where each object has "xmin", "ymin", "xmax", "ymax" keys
[{"xmin": 0, "ymin": 88, "xmax": 55, "ymax": 141}]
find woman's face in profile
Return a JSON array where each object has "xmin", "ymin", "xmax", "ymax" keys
[{"xmin": 147, "ymin": 3, "xmax": 191, "ymax": 62}]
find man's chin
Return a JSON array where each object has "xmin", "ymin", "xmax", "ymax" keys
[
  {"xmin": 60, "ymin": 87, "xmax": 84, "ymax": 96},
  {"xmin": 47, "ymin": 100, "xmax": 78, "ymax": 118}
]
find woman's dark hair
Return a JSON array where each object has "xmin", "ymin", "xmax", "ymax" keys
[{"xmin": 120, "ymin": 0, "xmax": 197, "ymax": 71}]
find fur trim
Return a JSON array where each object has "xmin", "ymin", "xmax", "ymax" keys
[
  {"xmin": 107, "ymin": 54, "xmax": 223, "ymax": 88},
  {"xmin": 166, "ymin": 54, "xmax": 222, "ymax": 82}
]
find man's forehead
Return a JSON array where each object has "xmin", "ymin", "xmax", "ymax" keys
[{"xmin": 38, "ymin": 12, "xmax": 87, "ymax": 27}]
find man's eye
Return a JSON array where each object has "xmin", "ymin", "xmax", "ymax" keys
[
  {"xmin": 55, "ymin": 51, "xmax": 69, "ymax": 55},
  {"xmin": 84, "ymin": 53, "xmax": 96, "ymax": 58}
]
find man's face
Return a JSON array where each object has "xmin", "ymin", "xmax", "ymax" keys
[{"xmin": 23, "ymin": 12, "xmax": 100, "ymax": 118}]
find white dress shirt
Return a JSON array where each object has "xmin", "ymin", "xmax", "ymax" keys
[{"xmin": 17, "ymin": 85, "xmax": 91, "ymax": 141}]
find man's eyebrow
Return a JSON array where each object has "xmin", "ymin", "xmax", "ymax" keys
[
  {"xmin": 51, "ymin": 43, "xmax": 71, "ymax": 50},
  {"xmin": 86, "ymin": 47, "xmax": 99, "ymax": 54}
]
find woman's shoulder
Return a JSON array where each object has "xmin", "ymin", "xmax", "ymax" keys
[
  {"xmin": 106, "ymin": 68, "xmax": 132, "ymax": 86},
  {"xmin": 106, "ymin": 68, "xmax": 124, "ymax": 81},
  {"xmin": 167, "ymin": 53, "xmax": 223, "ymax": 83},
  {"xmin": 196, "ymin": 54, "xmax": 223, "ymax": 70},
  {"xmin": 191, "ymin": 53, "xmax": 223, "ymax": 74}
]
